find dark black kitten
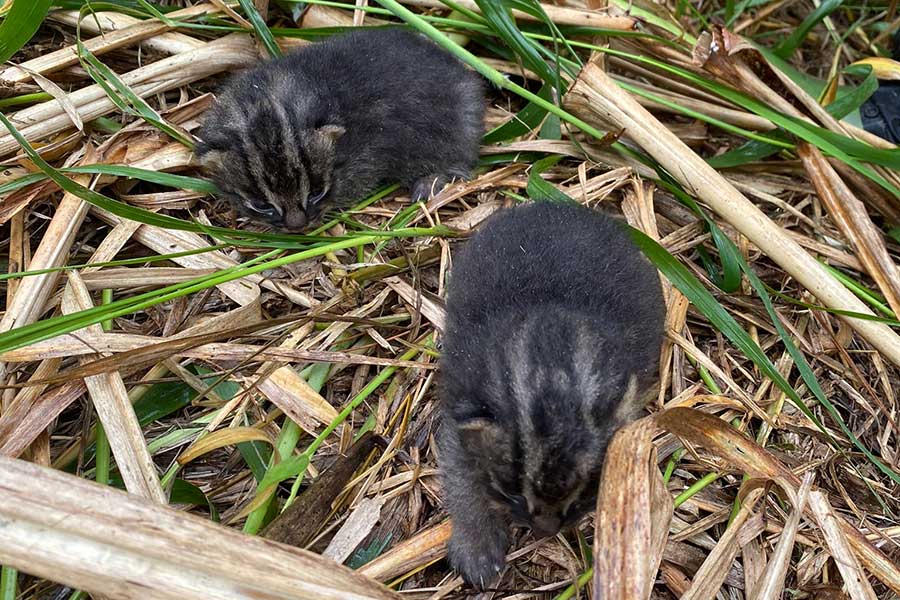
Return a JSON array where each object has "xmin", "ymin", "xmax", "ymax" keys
[
  {"xmin": 196, "ymin": 28, "xmax": 485, "ymax": 230},
  {"xmin": 438, "ymin": 201, "xmax": 665, "ymax": 586}
]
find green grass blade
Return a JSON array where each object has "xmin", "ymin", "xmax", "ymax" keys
[
  {"xmin": 706, "ymin": 138, "xmax": 785, "ymax": 168},
  {"xmin": 0, "ymin": 165, "xmax": 217, "ymax": 196},
  {"xmin": 526, "ymin": 154, "xmax": 573, "ymax": 202},
  {"xmin": 0, "ymin": 245, "xmax": 230, "ymax": 282},
  {"xmin": 473, "ymin": 0, "xmax": 558, "ymax": 87},
  {"xmin": 773, "ymin": 0, "xmax": 842, "ymax": 59},
  {"xmin": 237, "ymin": 0, "xmax": 282, "ymax": 57},
  {"xmin": 76, "ymin": 39, "xmax": 194, "ymax": 147},
  {"xmin": 0, "ymin": 0, "xmax": 52, "ymax": 63},
  {"xmin": 482, "ymin": 83, "xmax": 553, "ymax": 143},
  {"xmin": 825, "ymin": 65, "xmax": 878, "ymax": 120}
]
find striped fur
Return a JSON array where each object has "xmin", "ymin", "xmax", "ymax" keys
[
  {"xmin": 197, "ymin": 28, "xmax": 485, "ymax": 230},
  {"xmin": 438, "ymin": 201, "xmax": 665, "ymax": 586}
]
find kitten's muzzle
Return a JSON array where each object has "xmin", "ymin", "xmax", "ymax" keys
[{"xmin": 530, "ymin": 515, "xmax": 562, "ymax": 538}]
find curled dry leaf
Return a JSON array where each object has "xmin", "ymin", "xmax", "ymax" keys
[
  {"xmin": 594, "ymin": 415, "xmax": 673, "ymax": 600},
  {"xmin": 176, "ymin": 426, "xmax": 275, "ymax": 466},
  {"xmin": 850, "ymin": 57, "xmax": 900, "ymax": 80}
]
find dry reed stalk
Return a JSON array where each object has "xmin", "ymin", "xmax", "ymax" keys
[
  {"xmin": 79, "ymin": 267, "xmax": 218, "ymax": 289},
  {"xmin": 302, "ymin": 5, "xmax": 389, "ymax": 28},
  {"xmin": 611, "ymin": 75, "xmax": 775, "ymax": 131},
  {"xmin": 798, "ymin": 144, "xmax": 900, "ymax": 318},
  {"xmin": 0, "ymin": 378, "xmax": 87, "ymax": 457},
  {"xmin": 254, "ymin": 323, "xmax": 342, "ymax": 434},
  {"xmin": 0, "ymin": 176, "xmax": 90, "ymax": 335},
  {"xmin": 0, "ymin": 337, "xmax": 432, "ymax": 371},
  {"xmin": 746, "ymin": 472, "xmax": 814, "ymax": 600},
  {"xmin": 564, "ymin": 59, "xmax": 900, "ymax": 369},
  {"xmin": 61, "ymin": 272, "xmax": 166, "ymax": 503},
  {"xmin": 357, "ymin": 520, "xmax": 452, "ymax": 582},
  {"xmin": 50, "ymin": 10, "xmax": 206, "ymax": 55},
  {"xmin": 0, "ymin": 455, "xmax": 401, "ymax": 600},
  {"xmin": 807, "ymin": 490, "xmax": 879, "ymax": 600},
  {"xmin": 0, "ymin": 4, "xmax": 221, "ymax": 85},
  {"xmin": 0, "ymin": 34, "xmax": 258, "ymax": 158},
  {"xmin": 594, "ymin": 417, "xmax": 672, "ymax": 599},
  {"xmin": 385, "ymin": 277, "xmax": 446, "ymax": 332},
  {"xmin": 398, "ymin": 0, "xmax": 636, "ymax": 28},
  {"xmin": 678, "ymin": 486, "xmax": 766, "ymax": 599},
  {"xmin": 0, "ymin": 169, "xmax": 93, "ymax": 397}
]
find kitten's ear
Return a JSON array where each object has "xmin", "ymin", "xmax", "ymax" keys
[
  {"xmin": 458, "ymin": 418, "xmax": 503, "ymax": 449},
  {"xmin": 317, "ymin": 124, "xmax": 346, "ymax": 142},
  {"xmin": 197, "ymin": 147, "xmax": 226, "ymax": 172}
]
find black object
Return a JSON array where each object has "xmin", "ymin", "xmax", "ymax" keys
[{"xmin": 860, "ymin": 30, "xmax": 900, "ymax": 144}]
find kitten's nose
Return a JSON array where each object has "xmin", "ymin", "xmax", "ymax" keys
[
  {"xmin": 531, "ymin": 515, "xmax": 561, "ymax": 538},
  {"xmin": 283, "ymin": 210, "xmax": 308, "ymax": 231}
]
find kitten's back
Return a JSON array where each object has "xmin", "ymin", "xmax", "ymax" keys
[{"xmin": 445, "ymin": 201, "xmax": 662, "ymax": 329}]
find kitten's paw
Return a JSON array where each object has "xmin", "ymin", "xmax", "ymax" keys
[
  {"xmin": 410, "ymin": 174, "xmax": 450, "ymax": 201},
  {"xmin": 448, "ymin": 527, "xmax": 507, "ymax": 588}
]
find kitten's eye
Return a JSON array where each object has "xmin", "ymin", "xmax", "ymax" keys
[
  {"xmin": 308, "ymin": 188, "xmax": 327, "ymax": 206},
  {"xmin": 246, "ymin": 198, "xmax": 278, "ymax": 217}
]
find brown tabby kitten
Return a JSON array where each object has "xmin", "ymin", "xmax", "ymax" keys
[
  {"xmin": 438, "ymin": 201, "xmax": 665, "ymax": 586},
  {"xmin": 197, "ymin": 28, "xmax": 485, "ymax": 230}
]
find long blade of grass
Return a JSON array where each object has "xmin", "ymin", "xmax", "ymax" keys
[
  {"xmin": 773, "ymin": 0, "xmax": 842, "ymax": 59},
  {"xmin": 0, "ymin": 165, "xmax": 217, "ymax": 196},
  {"xmin": 76, "ymin": 39, "xmax": 194, "ymax": 147},
  {"xmin": 0, "ymin": 0, "xmax": 52, "ymax": 63},
  {"xmin": 237, "ymin": 0, "xmax": 282, "ymax": 57}
]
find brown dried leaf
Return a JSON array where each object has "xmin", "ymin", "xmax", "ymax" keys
[{"xmin": 594, "ymin": 416, "xmax": 673, "ymax": 600}]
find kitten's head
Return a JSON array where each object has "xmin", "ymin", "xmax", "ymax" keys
[
  {"xmin": 453, "ymin": 319, "xmax": 650, "ymax": 538},
  {"xmin": 197, "ymin": 91, "xmax": 345, "ymax": 231}
]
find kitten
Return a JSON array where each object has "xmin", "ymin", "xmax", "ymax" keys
[
  {"xmin": 196, "ymin": 28, "xmax": 485, "ymax": 230},
  {"xmin": 438, "ymin": 201, "xmax": 665, "ymax": 586}
]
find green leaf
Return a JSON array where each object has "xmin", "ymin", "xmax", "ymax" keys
[
  {"xmin": 237, "ymin": 0, "xmax": 282, "ymax": 58},
  {"xmin": 539, "ymin": 113, "xmax": 562, "ymax": 140},
  {"xmin": 0, "ymin": 0, "xmax": 52, "ymax": 63},
  {"xmin": 472, "ymin": 0, "xmax": 557, "ymax": 87},
  {"xmin": 825, "ymin": 65, "xmax": 878, "ymax": 121},
  {"xmin": 706, "ymin": 139, "xmax": 784, "ymax": 168},
  {"xmin": 170, "ymin": 479, "xmax": 220, "ymax": 521},
  {"xmin": 483, "ymin": 83, "xmax": 553, "ymax": 144},
  {"xmin": 773, "ymin": 0, "xmax": 842, "ymax": 59},
  {"xmin": 526, "ymin": 154, "xmax": 573, "ymax": 203},
  {"xmin": 0, "ymin": 164, "xmax": 217, "ymax": 196},
  {"xmin": 77, "ymin": 41, "xmax": 194, "ymax": 147},
  {"xmin": 349, "ymin": 534, "xmax": 393, "ymax": 569}
]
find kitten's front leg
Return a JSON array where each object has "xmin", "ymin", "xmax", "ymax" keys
[{"xmin": 439, "ymin": 425, "xmax": 508, "ymax": 587}]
